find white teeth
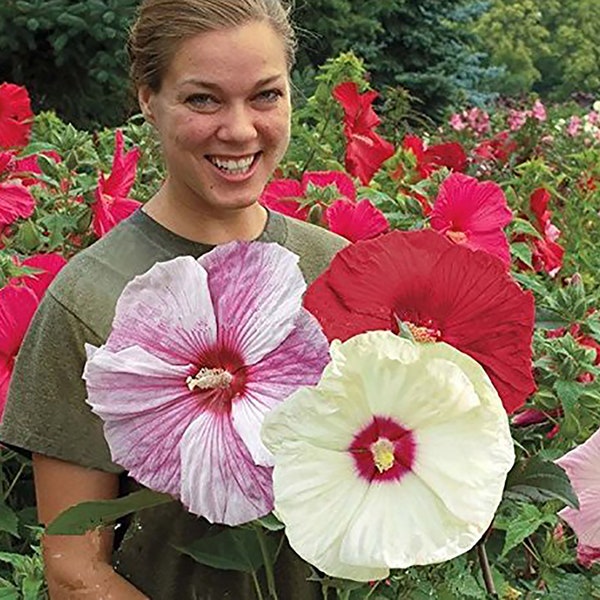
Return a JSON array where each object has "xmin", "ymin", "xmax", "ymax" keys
[{"xmin": 209, "ymin": 155, "xmax": 255, "ymax": 174}]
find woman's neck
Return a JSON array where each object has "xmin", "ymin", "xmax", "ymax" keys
[{"xmin": 141, "ymin": 183, "xmax": 269, "ymax": 245}]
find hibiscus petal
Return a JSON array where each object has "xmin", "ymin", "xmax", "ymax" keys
[
  {"xmin": 199, "ymin": 242, "xmax": 305, "ymax": 364},
  {"xmin": 302, "ymin": 171, "xmax": 356, "ymax": 202},
  {"xmin": 84, "ymin": 345, "xmax": 200, "ymax": 496},
  {"xmin": 107, "ymin": 256, "xmax": 217, "ymax": 363},
  {"xmin": 325, "ymin": 199, "xmax": 389, "ymax": 243},
  {"xmin": 0, "ymin": 182, "xmax": 35, "ymax": 226},
  {"xmin": 180, "ymin": 411, "xmax": 273, "ymax": 525},
  {"xmin": 557, "ymin": 428, "xmax": 600, "ymax": 547},
  {"xmin": 269, "ymin": 440, "xmax": 387, "ymax": 581},
  {"xmin": 233, "ymin": 309, "xmax": 329, "ymax": 466}
]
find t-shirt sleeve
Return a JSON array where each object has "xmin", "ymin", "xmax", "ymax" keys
[{"xmin": 0, "ymin": 290, "xmax": 123, "ymax": 474}]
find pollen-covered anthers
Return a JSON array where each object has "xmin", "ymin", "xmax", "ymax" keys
[
  {"xmin": 371, "ymin": 438, "xmax": 395, "ymax": 473},
  {"xmin": 405, "ymin": 321, "xmax": 442, "ymax": 344},
  {"xmin": 186, "ymin": 367, "xmax": 233, "ymax": 391},
  {"xmin": 446, "ymin": 229, "xmax": 468, "ymax": 244},
  {"xmin": 208, "ymin": 154, "xmax": 256, "ymax": 174}
]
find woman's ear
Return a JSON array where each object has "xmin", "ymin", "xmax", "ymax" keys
[{"xmin": 138, "ymin": 85, "xmax": 155, "ymax": 124}]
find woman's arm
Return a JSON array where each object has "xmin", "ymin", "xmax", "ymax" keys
[{"xmin": 33, "ymin": 453, "xmax": 149, "ymax": 599}]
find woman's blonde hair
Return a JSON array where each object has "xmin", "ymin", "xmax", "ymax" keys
[{"xmin": 128, "ymin": 0, "xmax": 296, "ymax": 91}]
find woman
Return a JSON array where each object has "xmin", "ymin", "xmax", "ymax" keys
[{"xmin": 0, "ymin": 1, "xmax": 347, "ymax": 597}]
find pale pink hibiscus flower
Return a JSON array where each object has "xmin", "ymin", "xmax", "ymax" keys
[
  {"xmin": 92, "ymin": 130, "xmax": 142, "ymax": 238},
  {"xmin": 556, "ymin": 427, "xmax": 600, "ymax": 565},
  {"xmin": 84, "ymin": 242, "xmax": 330, "ymax": 525},
  {"xmin": 430, "ymin": 173, "xmax": 512, "ymax": 266},
  {"xmin": 0, "ymin": 253, "xmax": 67, "ymax": 417}
]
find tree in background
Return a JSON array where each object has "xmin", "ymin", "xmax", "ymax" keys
[
  {"xmin": 0, "ymin": 0, "xmax": 138, "ymax": 129},
  {"xmin": 472, "ymin": 0, "xmax": 600, "ymax": 101},
  {"xmin": 294, "ymin": 0, "xmax": 493, "ymax": 119}
]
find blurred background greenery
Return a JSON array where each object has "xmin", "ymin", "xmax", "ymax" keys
[{"xmin": 1, "ymin": 0, "xmax": 598, "ymax": 129}]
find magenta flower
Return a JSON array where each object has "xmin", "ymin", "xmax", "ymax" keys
[
  {"xmin": 260, "ymin": 170, "xmax": 356, "ymax": 221},
  {"xmin": 430, "ymin": 173, "xmax": 512, "ymax": 266},
  {"xmin": 92, "ymin": 130, "xmax": 142, "ymax": 238},
  {"xmin": 84, "ymin": 242, "xmax": 330, "ymax": 525},
  {"xmin": 556, "ymin": 428, "xmax": 600, "ymax": 557},
  {"xmin": 531, "ymin": 100, "xmax": 547, "ymax": 122},
  {"xmin": 0, "ymin": 253, "xmax": 66, "ymax": 417},
  {"xmin": 325, "ymin": 199, "xmax": 389, "ymax": 242}
]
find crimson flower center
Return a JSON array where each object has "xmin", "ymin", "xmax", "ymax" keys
[{"xmin": 348, "ymin": 416, "xmax": 416, "ymax": 483}]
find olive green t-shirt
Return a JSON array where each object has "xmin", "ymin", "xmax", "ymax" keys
[{"xmin": 0, "ymin": 208, "xmax": 348, "ymax": 600}]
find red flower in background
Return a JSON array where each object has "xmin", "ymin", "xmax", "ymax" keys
[
  {"xmin": 304, "ymin": 229, "xmax": 536, "ymax": 413},
  {"xmin": 0, "ymin": 83, "xmax": 34, "ymax": 150},
  {"xmin": 0, "ymin": 253, "xmax": 66, "ymax": 417},
  {"xmin": 324, "ymin": 199, "xmax": 389, "ymax": 242},
  {"xmin": 261, "ymin": 170, "xmax": 355, "ymax": 221},
  {"xmin": 0, "ymin": 151, "xmax": 36, "ymax": 228},
  {"xmin": 333, "ymin": 82, "xmax": 394, "ymax": 185},
  {"xmin": 529, "ymin": 188, "xmax": 564, "ymax": 277},
  {"xmin": 403, "ymin": 135, "xmax": 467, "ymax": 180},
  {"xmin": 92, "ymin": 130, "xmax": 142, "ymax": 238},
  {"xmin": 473, "ymin": 131, "xmax": 518, "ymax": 165},
  {"xmin": 430, "ymin": 173, "xmax": 512, "ymax": 266}
]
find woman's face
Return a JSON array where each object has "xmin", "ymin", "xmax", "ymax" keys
[{"xmin": 139, "ymin": 20, "xmax": 291, "ymax": 214}]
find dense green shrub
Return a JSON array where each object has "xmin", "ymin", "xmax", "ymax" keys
[{"xmin": 0, "ymin": 0, "xmax": 138, "ymax": 129}]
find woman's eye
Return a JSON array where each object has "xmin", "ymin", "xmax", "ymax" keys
[
  {"xmin": 185, "ymin": 94, "xmax": 219, "ymax": 110},
  {"xmin": 255, "ymin": 89, "xmax": 284, "ymax": 104}
]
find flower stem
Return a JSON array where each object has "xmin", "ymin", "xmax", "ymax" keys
[
  {"xmin": 476, "ymin": 538, "xmax": 498, "ymax": 598},
  {"xmin": 255, "ymin": 524, "xmax": 279, "ymax": 600},
  {"xmin": 251, "ymin": 571, "xmax": 265, "ymax": 600}
]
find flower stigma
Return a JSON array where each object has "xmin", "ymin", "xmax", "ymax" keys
[
  {"xmin": 446, "ymin": 229, "xmax": 468, "ymax": 244},
  {"xmin": 404, "ymin": 321, "xmax": 441, "ymax": 344},
  {"xmin": 371, "ymin": 438, "xmax": 395, "ymax": 473},
  {"xmin": 186, "ymin": 367, "xmax": 233, "ymax": 391}
]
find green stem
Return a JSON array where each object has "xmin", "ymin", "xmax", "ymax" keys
[
  {"xmin": 255, "ymin": 525, "xmax": 278, "ymax": 600},
  {"xmin": 251, "ymin": 570, "xmax": 265, "ymax": 600},
  {"xmin": 300, "ymin": 106, "xmax": 334, "ymax": 175},
  {"xmin": 476, "ymin": 539, "xmax": 498, "ymax": 598},
  {"xmin": 3, "ymin": 463, "xmax": 26, "ymax": 502}
]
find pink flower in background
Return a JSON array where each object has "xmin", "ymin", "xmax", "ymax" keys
[
  {"xmin": 449, "ymin": 113, "xmax": 467, "ymax": 131},
  {"xmin": 333, "ymin": 82, "xmax": 395, "ymax": 185},
  {"xmin": 566, "ymin": 116, "xmax": 582, "ymax": 137},
  {"xmin": 531, "ymin": 100, "xmax": 547, "ymax": 122},
  {"xmin": 84, "ymin": 242, "xmax": 329, "ymax": 525},
  {"xmin": 0, "ymin": 253, "xmax": 66, "ymax": 417},
  {"xmin": 430, "ymin": 173, "xmax": 512, "ymax": 266},
  {"xmin": 556, "ymin": 427, "xmax": 600, "ymax": 562},
  {"xmin": 92, "ymin": 130, "xmax": 142, "ymax": 238},
  {"xmin": 325, "ymin": 199, "xmax": 389, "ymax": 242},
  {"xmin": 507, "ymin": 109, "xmax": 529, "ymax": 132},
  {"xmin": 0, "ymin": 83, "xmax": 33, "ymax": 150},
  {"xmin": 260, "ymin": 170, "xmax": 356, "ymax": 221},
  {"xmin": 577, "ymin": 545, "xmax": 600, "ymax": 568},
  {"xmin": 465, "ymin": 107, "xmax": 491, "ymax": 135}
]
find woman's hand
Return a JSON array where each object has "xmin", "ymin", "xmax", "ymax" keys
[{"xmin": 33, "ymin": 453, "xmax": 149, "ymax": 599}]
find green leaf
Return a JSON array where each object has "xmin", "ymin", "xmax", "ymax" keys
[
  {"xmin": 499, "ymin": 503, "xmax": 555, "ymax": 557},
  {"xmin": 510, "ymin": 241, "xmax": 534, "ymax": 268},
  {"xmin": 0, "ymin": 503, "xmax": 19, "ymax": 537},
  {"xmin": 175, "ymin": 527, "xmax": 276, "ymax": 573},
  {"xmin": 255, "ymin": 513, "xmax": 284, "ymax": 531},
  {"xmin": 46, "ymin": 489, "xmax": 172, "ymax": 535},
  {"xmin": 504, "ymin": 455, "xmax": 579, "ymax": 508},
  {"xmin": 535, "ymin": 307, "xmax": 570, "ymax": 330}
]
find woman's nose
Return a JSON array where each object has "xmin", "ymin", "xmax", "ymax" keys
[{"xmin": 216, "ymin": 104, "xmax": 258, "ymax": 144}]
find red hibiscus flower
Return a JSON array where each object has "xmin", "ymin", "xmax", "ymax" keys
[
  {"xmin": 430, "ymin": 173, "xmax": 512, "ymax": 266},
  {"xmin": 0, "ymin": 83, "xmax": 34, "ymax": 151},
  {"xmin": 473, "ymin": 131, "xmax": 518, "ymax": 165},
  {"xmin": 529, "ymin": 188, "xmax": 564, "ymax": 276},
  {"xmin": 260, "ymin": 170, "xmax": 356, "ymax": 221},
  {"xmin": 304, "ymin": 229, "xmax": 536, "ymax": 413},
  {"xmin": 403, "ymin": 135, "xmax": 467, "ymax": 180},
  {"xmin": 333, "ymin": 82, "xmax": 395, "ymax": 185},
  {"xmin": 92, "ymin": 130, "xmax": 142, "ymax": 238},
  {"xmin": 324, "ymin": 199, "xmax": 389, "ymax": 242},
  {"xmin": 0, "ymin": 253, "xmax": 66, "ymax": 417},
  {"xmin": 0, "ymin": 151, "xmax": 36, "ymax": 227}
]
